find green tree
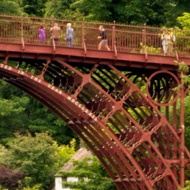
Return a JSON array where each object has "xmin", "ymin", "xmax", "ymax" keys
[
  {"xmin": 57, "ymin": 138, "xmax": 76, "ymax": 166},
  {"xmin": 0, "ymin": 133, "xmax": 76, "ymax": 189},
  {"xmin": 20, "ymin": 0, "xmax": 48, "ymax": 16},
  {"xmin": 62, "ymin": 0, "xmax": 177, "ymax": 25},
  {"xmin": 0, "ymin": 80, "xmax": 30, "ymax": 144},
  {"xmin": 70, "ymin": 0, "xmax": 128, "ymax": 22},
  {"xmin": 0, "ymin": 145, "xmax": 9, "ymax": 165},
  {"xmin": 177, "ymin": 12, "xmax": 190, "ymax": 29},
  {"xmin": 0, "ymin": 0, "xmax": 23, "ymax": 15},
  {"xmin": 4, "ymin": 133, "xmax": 59, "ymax": 189},
  {"xmin": 166, "ymin": 0, "xmax": 190, "ymax": 26},
  {"xmin": 124, "ymin": 0, "xmax": 173, "ymax": 26},
  {"xmin": 45, "ymin": 0, "xmax": 75, "ymax": 18}
]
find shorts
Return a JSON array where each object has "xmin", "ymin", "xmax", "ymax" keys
[
  {"xmin": 53, "ymin": 38, "xmax": 58, "ymax": 42},
  {"xmin": 100, "ymin": 39, "xmax": 108, "ymax": 46}
]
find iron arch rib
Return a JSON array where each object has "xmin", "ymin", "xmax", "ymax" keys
[
  {"xmin": 0, "ymin": 60, "xmax": 190, "ymax": 190},
  {"xmin": 0, "ymin": 66, "xmax": 130, "ymax": 189}
]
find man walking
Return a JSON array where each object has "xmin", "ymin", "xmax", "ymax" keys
[
  {"xmin": 50, "ymin": 23, "xmax": 60, "ymax": 46},
  {"xmin": 98, "ymin": 25, "xmax": 110, "ymax": 51}
]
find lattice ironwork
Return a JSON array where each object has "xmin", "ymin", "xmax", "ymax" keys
[{"xmin": 0, "ymin": 56, "xmax": 189, "ymax": 190}]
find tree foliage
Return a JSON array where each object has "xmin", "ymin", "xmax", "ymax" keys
[
  {"xmin": 177, "ymin": 12, "xmax": 190, "ymax": 29},
  {"xmin": 20, "ymin": 0, "xmax": 48, "ymax": 17},
  {"xmin": 0, "ymin": 0, "xmax": 190, "ymax": 27},
  {"xmin": 0, "ymin": 133, "xmax": 58, "ymax": 189},
  {"xmin": 0, "ymin": 0, "xmax": 23, "ymax": 15},
  {"xmin": 0, "ymin": 132, "xmax": 76, "ymax": 189},
  {"xmin": 70, "ymin": 0, "xmax": 128, "ymax": 22},
  {"xmin": 167, "ymin": 0, "xmax": 190, "ymax": 26},
  {"xmin": 57, "ymin": 138, "xmax": 76, "ymax": 166},
  {"xmin": 44, "ymin": 0, "xmax": 190, "ymax": 26},
  {"xmin": 45, "ymin": 0, "xmax": 75, "ymax": 18}
]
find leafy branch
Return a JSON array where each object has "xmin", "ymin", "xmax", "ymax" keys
[
  {"xmin": 174, "ymin": 60, "xmax": 189, "ymax": 73},
  {"xmin": 174, "ymin": 61, "xmax": 190, "ymax": 91}
]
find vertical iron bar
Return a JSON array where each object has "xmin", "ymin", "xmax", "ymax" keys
[
  {"xmin": 142, "ymin": 28, "xmax": 146, "ymax": 47},
  {"xmin": 112, "ymin": 21, "xmax": 116, "ymax": 51},
  {"xmin": 180, "ymin": 72, "xmax": 185, "ymax": 188},
  {"xmin": 173, "ymin": 102, "xmax": 178, "ymax": 177},
  {"xmin": 21, "ymin": 14, "xmax": 24, "ymax": 50},
  {"xmin": 82, "ymin": 19, "xmax": 84, "ymax": 48},
  {"xmin": 142, "ymin": 26, "xmax": 147, "ymax": 59},
  {"xmin": 82, "ymin": 19, "xmax": 87, "ymax": 54}
]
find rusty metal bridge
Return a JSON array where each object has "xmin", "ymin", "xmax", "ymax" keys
[{"xmin": 0, "ymin": 15, "xmax": 190, "ymax": 190}]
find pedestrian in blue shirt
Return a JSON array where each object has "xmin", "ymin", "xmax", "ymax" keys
[{"xmin": 66, "ymin": 23, "xmax": 74, "ymax": 47}]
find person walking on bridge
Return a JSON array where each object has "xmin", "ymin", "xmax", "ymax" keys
[
  {"xmin": 98, "ymin": 25, "xmax": 110, "ymax": 51},
  {"xmin": 66, "ymin": 23, "xmax": 74, "ymax": 47},
  {"xmin": 161, "ymin": 30, "xmax": 170, "ymax": 56},
  {"xmin": 50, "ymin": 23, "xmax": 60, "ymax": 46},
  {"xmin": 38, "ymin": 25, "xmax": 46, "ymax": 45}
]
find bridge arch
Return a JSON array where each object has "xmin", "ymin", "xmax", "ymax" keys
[{"xmin": 0, "ymin": 57, "xmax": 190, "ymax": 190}]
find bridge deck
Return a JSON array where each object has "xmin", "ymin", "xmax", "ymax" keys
[
  {"xmin": 0, "ymin": 42, "xmax": 189, "ymax": 71},
  {"xmin": 0, "ymin": 14, "xmax": 190, "ymax": 71}
]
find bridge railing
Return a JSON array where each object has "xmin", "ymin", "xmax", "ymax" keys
[{"xmin": 0, "ymin": 14, "xmax": 190, "ymax": 58}]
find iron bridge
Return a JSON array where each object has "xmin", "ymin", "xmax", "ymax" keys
[{"xmin": 0, "ymin": 15, "xmax": 190, "ymax": 190}]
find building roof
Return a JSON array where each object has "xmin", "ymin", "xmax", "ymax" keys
[{"xmin": 55, "ymin": 147, "xmax": 92, "ymax": 177}]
